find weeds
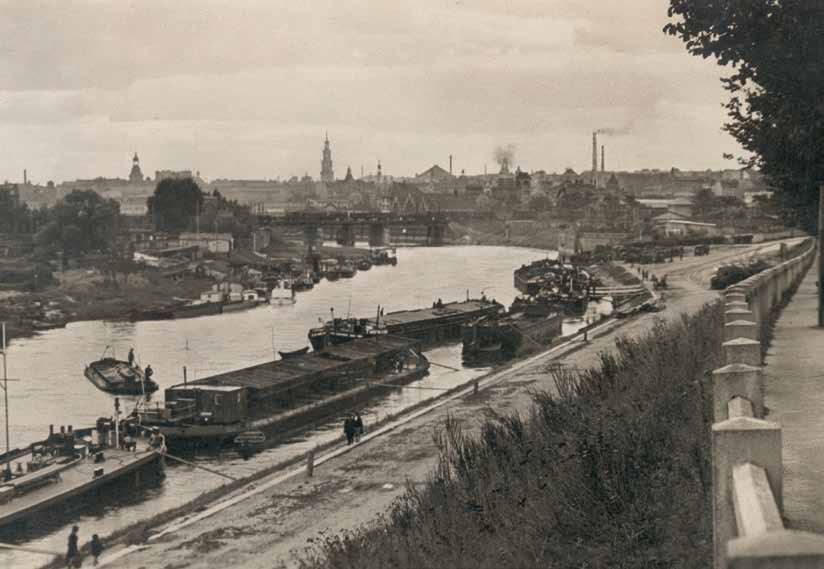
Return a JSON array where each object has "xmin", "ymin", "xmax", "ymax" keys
[{"xmin": 297, "ymin": 303, "xmax": 723, "ymax": 569}]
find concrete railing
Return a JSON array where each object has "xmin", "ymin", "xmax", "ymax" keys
[{"xmin": 712, "ymin": 238, "xmax": 824, "ymax": 569}]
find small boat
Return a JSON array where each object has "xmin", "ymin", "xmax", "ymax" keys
[
  {"xmin": 170, "ymin": 302, "xmax": 223, "ymax": 319},
  {"xmin": 31, "ymin": 319, "xmax": 68, "ymax": 331},
  {"xmin": 84, "ymin": 357, "xmax": 159, "ymax": 395},
  {"xmin": 234, "ymin": 430, "xmax": 266, "ymax": 456},
  {"xmin": 278, "ymin": 346, "xmax": 310, "ymax": 359},
  {"xmin": 269, "ymin": 279, "xmax": 296, "ymax": 305},
  {"xmin": 339, "ymin": 263, "xmax": 356, "ymax": 279}
]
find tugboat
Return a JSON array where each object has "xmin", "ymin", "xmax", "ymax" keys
[{"xmin": 84, "ymin": 350, "xmax": 159, "ymax": 396}]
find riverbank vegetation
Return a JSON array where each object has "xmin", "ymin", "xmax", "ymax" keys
[{"xmin": 297, "ymin": 302, "xmax": 722, "ymax": 569}]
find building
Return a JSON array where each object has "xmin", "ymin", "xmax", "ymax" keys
[
  {"xmin": 129, "ymin": 153, "xmax": 144, "ymax": 183},
  {"xmin": 177, "ymin": 232, "xmax": 234, "ymax": 254},
  {"xmin": 320, "ymin": 133, "xmax": 334, "ymax": 183}
]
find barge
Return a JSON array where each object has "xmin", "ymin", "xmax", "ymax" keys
[
  {"xmin": 462, "ymin": 304, "xmax": 563, "ymax": 359},
  {"xmin": 0, "ymin": 421, "xmax": 164, "ymax": 530},
  {"xmin": 308, "ymin": 298, "xmax": 503, "ymax": 350},
  {"xmin": 138, "ymin": 335, "xmax": 428, "ymax": 446}
]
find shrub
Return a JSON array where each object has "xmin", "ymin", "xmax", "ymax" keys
[{"xmin": 298, "ymin": 303, "xmax": 723, "ymax": 569}]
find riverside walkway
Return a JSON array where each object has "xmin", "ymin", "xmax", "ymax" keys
[{"xmin": 763, "ymin": 259, "xmax": 824, "ymax": 533}]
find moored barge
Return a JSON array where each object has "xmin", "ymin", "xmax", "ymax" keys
[
  {"xmin": 0, "ymin": 422, "xmax": 164, "ymax": 530},
  {"xmin": 462, "ymin": 304, "xmax": 563, "ymax": 359},
  {"xmin": 138, "ymin": 335, "xmax": 428, "ymax": 445},
  {"xmin": 308, "ymin": 298, "xmax": 503, "ymax": 350}
]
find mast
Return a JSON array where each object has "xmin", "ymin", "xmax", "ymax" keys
[{"xmin": 2, "ymin": 323, "xmax": 9, "ymax": 478}]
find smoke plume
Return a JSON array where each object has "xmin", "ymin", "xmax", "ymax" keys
[
  {"xmin": 595, "ymin": 124, "xmax": 632, "ymax": 136},
  {"xmin": 493, "ymin": 144, "xmax": 516, "ymax": 166}
]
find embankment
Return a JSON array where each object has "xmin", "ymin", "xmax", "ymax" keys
[{"xmin": 297, "ymin": 301, "xmax": 724, "ymax": 569}]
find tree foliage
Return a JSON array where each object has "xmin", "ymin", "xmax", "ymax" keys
[
  {"xmin": 665, "ymin": 1, "xmax": 824, "ymax": 231},
  {"xmin": 148, "ymin": 178, "xmax": 204, "ymax": 232},
  {"xmin": 0, "ymin": 190, "xmax": 30, "ymax": 234},
  {"xmin": 35, "ymin": 190, "xmax": 120, "ymax": 257}
]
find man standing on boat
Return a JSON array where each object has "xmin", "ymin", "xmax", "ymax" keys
[
  {"xmin": 145, "ymin": 364, "xmax": 154, "ymax": 383},
  {"xmin": 128, "ymin": 348, "xmax": 135, "ymax": 368},
  {"xmin": 66, "ymin": 525, "xmax": 80, "ymax": 567}
]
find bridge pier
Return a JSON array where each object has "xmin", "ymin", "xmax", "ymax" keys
[
  {"xmin": 303, "ymin": 225, "xmax": 320, "ymax": 246},
  {"xmin": 368, "ymin": 223, "xmax": 389, "ymax": 247},
  {"xmin": 427, "ymin": 223, "xmax": 447, "ymax": 246},
  {"xmin": 336, "ymin": 223, "xmax": 356, "ymax": 247}
]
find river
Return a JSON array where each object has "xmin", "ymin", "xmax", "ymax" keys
[{"xmin": 0, "ymin": 245, "xmax": 609, "ymax": 568}]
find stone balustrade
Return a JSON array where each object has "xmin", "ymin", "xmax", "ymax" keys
[{"xmin": 711, "ymin": 238, "xmax": 824, "ymax": 568}]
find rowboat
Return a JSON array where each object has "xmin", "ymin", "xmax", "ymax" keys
[{"xmin": 84, "ymin": 358, "xmax": 159, "ymax": 396}]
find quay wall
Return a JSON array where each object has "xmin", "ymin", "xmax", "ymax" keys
[{"xmin": 711, "ymin": 237, "xmax": 823, "ymax": 569}]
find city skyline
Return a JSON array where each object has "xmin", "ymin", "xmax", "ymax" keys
[{"xmin": 0, "ymin": 1, "xmax": 739, "ymax": 184}]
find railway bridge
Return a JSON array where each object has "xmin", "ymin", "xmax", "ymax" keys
[{"xmin": 256, "ymin": 210, "xmax": 458, "ymax": 247}]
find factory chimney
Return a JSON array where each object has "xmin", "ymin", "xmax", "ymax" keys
[
  {"xmin": 23, "ymin": 169, "xmax": 27, "ymax": 185},
  {"xmin": 601, "ymin": 145, "xmax": 605, "ymax": 173},
  {"xmin": 592, "ymin": 132, "xmax": 598, "ymax": 175},
  {"xmin": 449, "ymin": 154, "xmax": 453, "ymax": 175}
]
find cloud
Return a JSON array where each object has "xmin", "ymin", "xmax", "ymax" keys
[{"xmin": 0, "ymin": 0, "xmax": 739, "ymax": 181}]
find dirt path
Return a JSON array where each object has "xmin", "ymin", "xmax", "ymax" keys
[{"xmin": 91, "ymin": 241, "xmax": 800, "ymax": 569}]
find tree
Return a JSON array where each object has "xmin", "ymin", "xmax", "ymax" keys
[
  {"xmin": 35, "ymin": 190, "xmax": 120, "ymax": 258},
  {"xmin": 148, "ymin": 178, "xmax": 204, "ymax": 232},
  {"xmin": 665, "ymin": 1, "xmax": 824, "ymax": 232},
  {"xmin": 0, "ymin": 190, "xmax": 29, "ymax": 234}
]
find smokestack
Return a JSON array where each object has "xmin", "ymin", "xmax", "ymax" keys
[
  {"xmin": 23, "ymin": 169, "xmax": 27, "ymax": 185},
  {"xmin": 601, "ymin": 145, "xmax": 605, "ymax": 172},
  {"xmin": 449, "ymin": 155, "xmax": 453, "ymax": 175},
  {"xmin": 592, "ymin": 132, "xmax": 598, "ymax": 175}
]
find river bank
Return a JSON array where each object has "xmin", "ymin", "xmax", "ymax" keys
[
  {"xmin": 77, "ymin": 239, "xmax": 801, "ymax": 569},
  {"xmin": 0, "ymin": 243, "xmax": 379, "ymax": 346}
]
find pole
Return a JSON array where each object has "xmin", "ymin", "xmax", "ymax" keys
[
  {"xmin": 814, "ymin": 187, "xmax": 824, "ymax": 321},
  {"xmin": 2, "ymin": 323, "xmax": 9, "ymax": 478}
]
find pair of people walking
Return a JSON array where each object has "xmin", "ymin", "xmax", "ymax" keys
[
  {"xmin": 343, "ymin": 413, "xmax": 364, "ymax": 445},
  {"xmin": 66, "ymin": 525, "xmax": 104, "ymax": 567}
]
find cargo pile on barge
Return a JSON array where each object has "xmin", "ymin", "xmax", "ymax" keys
[
  {"xmin": 513, "ymin": 258, "xmax": 596, "ymax": 313},
  {"xmin": 138, "ymin": 335, "xmax": 428, "ymax": 446}
]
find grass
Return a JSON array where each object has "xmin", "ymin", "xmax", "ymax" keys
[{"xmin": 295, "ymin": 302, "xmax": 723, "ymax": 569}]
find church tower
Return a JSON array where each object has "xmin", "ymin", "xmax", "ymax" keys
[
  {"xmin": 320, "ymin": 133, "xmax": 334, "ymax": 182},
  {"xmin": 129, "ymin": 152, "xmax": 144, "ymax": 183}
]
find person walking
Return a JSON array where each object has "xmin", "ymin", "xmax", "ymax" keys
[
  {"xmin": 66, "ymin": 525, "xmax": 80, "ymax": 568},
  {"xmin": 90, "ymin": 534, "xmax": 104, "ymax": 566},
  {"xmin": 353, "ymin": 413, "xmax": 364, "ymax": 441},
  {"xmin": 344, "ymin": 415, "xmax": 355, "ymax": 445},
  {"xmin": 127, "ymin": 348, "xmax": 135, "ymax": 368}
]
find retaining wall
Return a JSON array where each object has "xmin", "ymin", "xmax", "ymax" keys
[{"xmin": 711, "ymin": 237, "xmax": 824, "ymax": 568}]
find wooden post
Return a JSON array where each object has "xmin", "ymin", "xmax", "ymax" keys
[
  {"xmin": 306, "ymin": 448, "xmax": 315, "ymax": 478},
  {"xmin": 819, "ymin": 184, "xmax": 824, "ymax": 327}
]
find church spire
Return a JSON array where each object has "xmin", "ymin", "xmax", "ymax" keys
[{"xmin": 320, "ymin": 133, "xmax": 334, "ymax": 182}]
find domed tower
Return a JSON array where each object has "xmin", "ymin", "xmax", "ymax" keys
[
  {"xmin": 129, "ymin": 152, "xmax": 144, "ymax": 183},
  {"xmin": 320, "ymin": 133, "xmax": 334, "ymax": 183}
]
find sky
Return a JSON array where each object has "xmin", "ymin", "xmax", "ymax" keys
[{"xmin": 0, "ymin": 0, "xmax": 740, "ymax": 184}]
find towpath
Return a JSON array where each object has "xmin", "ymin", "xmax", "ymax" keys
[
  {"xmin": 91, "ymin": 240, "xmax": 800, "ymax": 569},
  {"xmin": 759, "ymin": 257, "xmax": 824, "ymax": 532}
]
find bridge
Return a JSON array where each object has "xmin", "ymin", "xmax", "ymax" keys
[{"xmin": 256, "ymin": 210, "xmax": 474, "ymax": 247}]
